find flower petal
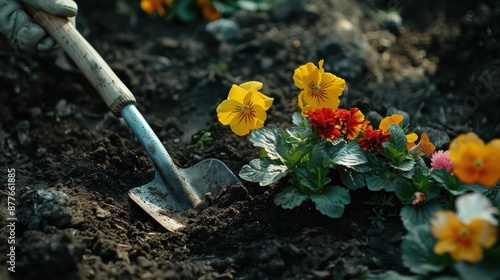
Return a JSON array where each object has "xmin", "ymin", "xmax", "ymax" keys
[
  {"xmin": 227, "ymin": 85, "xmax": 248, "ymax": 103},
  {"xmin": 216, "ymin": 99, "xmax": 241, "ymax": 125},
  {"xmin": 419, "ymin": 133, "xmax": 436, "ymax": 156},
  {"xmin": 379, "ymin": 114, "xmax": 404, "ymax": 131},
  {"xmin": 431, "ymin": 210, "xmax": 463, "ymax": 240},
  {"xmin": 450, "ymin": 242, "xmax": 484, "ymax": 263},
  {"xmin": 456, "ymin": 192, "xmax": 499, "ymax": 225},
  {"xmin": 239, "ymin": 81, "xmax": 263, "ymax": 91},
  {"xmin": 469, "ymin": 218, "xmax": 498, "ymax": 248}
]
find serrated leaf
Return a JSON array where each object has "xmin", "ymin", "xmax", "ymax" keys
[
  {"xmin": 400, "ymin": 200, "xmax": 444, "ymax": 230},
  {"xmin": 310, "ymin": 186, "xmax": 350, "ymax": 218},
  {"xmin": 296, "ymin": 151, "xmax": 331, "ymax": 191},
  {"xmin": 329, "ymin": 141, "xmax": 368, "ymax": 168},
  {"xmin": 339, "ymin": 168, "xmax": 366, "ymax": 190},
  {"xmin": 388, "ymin": 157, "xmax": 415, "ymax": 171},
  {"xmin": 275, "ymin": 141, "xmax": 312, "ymax": 168},
  {"xmin": 412, "ymin": 168, "xmax": 430, "ymax": 193},
  {"xmin": 248, "ymin": 126, "xmax": 285, "ymax": 161},
  {"xmin": 395, "ymin": 181, "xmax": 417, "ymax": 204},
  {"xmin": 239, "ymin": 158, "xmax": 288, "ymax": 186},
  {"xmin": 387, "ymin": 123, "xmax": 408, "ymax": 153},
  {"xmin": 414, "ymin": 157, "xmax": 431, "ymax": 176},
  {"xmin": 401, "ymin": 225, "xmax": 450, "ymax": 275},
  {"xmin": 274, "ymin": 187, "xmax": 308, "ymax": 209},
  {"xmin": 291, "ymin": 111, "xmax": 308, "ymax": 127},
  {"xmin": 285, "ymin": 126, "xmax": 312, "ymax": 143},
  {"xmin": 365, "ymin": 173, "xmax": 398, "ymax": 192}
]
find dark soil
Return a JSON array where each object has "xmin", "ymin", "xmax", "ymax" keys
[{"xmin": 1, "ymin": 0, "xmax": 499, "ymax": 279}]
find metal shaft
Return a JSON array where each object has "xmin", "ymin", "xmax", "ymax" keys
[{"xmin": 121, "ymin": 104, "xmax": 199, "ymax": 207}]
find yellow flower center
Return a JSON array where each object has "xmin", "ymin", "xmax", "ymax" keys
[
  {"xmin": 460, "ymin": 227, "xmax": 469, "ymax": 237},
  {"xmin": 474, "ymin": 159, "xmax": 483, "ymax": 168}
]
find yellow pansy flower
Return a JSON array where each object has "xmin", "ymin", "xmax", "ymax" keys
[
  {"xmin": 217, "ymin": 83, "xmax": 273, "ymax": 136},
  {"xmin": 379, "ymin": 114, "xmax": 404, "ymax": 131},
  {"xmin": 430, "ymin": 193, "xmax": 498, "ymax": 263},
  {"xmin": 293, "ymin": 60, "xmax": 346, "ymax": 115},
  {"xmin": 449, "ymin": 132, "xmax": 500, "ymax": 187}
]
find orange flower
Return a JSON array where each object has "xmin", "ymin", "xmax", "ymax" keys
[
  {"xmin": 197, "ymin": 0, "xmax": 221, "ymax": 20},
  {"xmin": 430, "ymin": 193, "xmax": 498, "ymax": 263},
  {"xmin": 449, "ymin": 132, "xmax": 500, "ymax": 187},
  {"xmin": 408, "ymin": 132, "xmax": 436, "ymax": 156},
  {"xmin": 141, "ymin": 0, "xmax": 172, "ymax": 16},
  {"xmin": 431, "ymin": 211, "xmax": 497, "ymax": 263},
  {"xmin": 379, "ymin": 114, "xmax": 404, "ymax": 131}
]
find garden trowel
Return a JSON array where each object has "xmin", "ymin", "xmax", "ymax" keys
[{"xmin": 27, "ymin": 7, "xmax": 240, "ymax": 231}]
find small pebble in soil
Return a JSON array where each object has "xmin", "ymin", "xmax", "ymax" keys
[
  {"xmin": 17, "ymin": 188, "xmax": 71, "ymax": 232},
  {"xmin": 205, "ymin": 19, "xmax": 240, "ymax": 42},
  {"xmin": 35, "ymin": 147, "xmax": 47, "ymax": 158},
  {"xmin": 15, "ymin": 120, "xmax": 31, "ymax": 146}
]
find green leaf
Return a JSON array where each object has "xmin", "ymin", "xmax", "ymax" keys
[
  {"xmin": 387, "ymin": 123, "xmax": 408, "ymax": 153},
  {"xmin": 239, "ymin": 158, "xmax": 289, "ymax": 186},
  {"xmin": 310, "ymin": 185, "xmax": 350, "ymax": 218},
  {"xmin": 365, "ymin": 173, "xmax": 399, "ymax": 192},
  {"xmin": 296, "ymin": 151, "xmax": 331, "ymax": 192},
  {"xmin": 388, "ymin": 157, "xmax": 415, "ymax": 171},
  {"xmin": 285, "ymin": 126, "xmax": 312, "ymax": 144},
  {"xmin": 175, "ymin": 0, "xmax": 198, "ymax": 22},
  {"xmin": 430, "ymin": 169, "xmax": 488, "ymax": 195},
  {"xmin": 395, "ymin": 181, "xmax": 418, "ymax": 204},
  {"xmin": 412, "ymin": 168, "xmax": 431, "ymax": 193},
  {"xmin": 292, "ymin": 111, "xmax": 308, "ymax": 127},
  {"xmin": 274, "ymin": 187, "xmax": 308, "ymax": 209},
  {"xmin": 339, "ymin": 168, "xmax": 366, "ymax": 190},
  {"xmin": 248, "ymin": 126, "xmax": 286, "ymax": 161},
  {"xmin": 455, "ymin": 257, "xmax": 500, "ymax": 280},
  {"xmin": 275, "ymin": 141, "xmax": 312, "ymax": 169},
  {"xmin": 401, "ymin": 225, "xmax": 450, "ymax": 275},
  {"xmin": 400, "ymin": 200, "xmax": 444, "ymax": 230},
  {"xmin": 329, "ymin": 141, "xmax": 368, "ymax": 168}
]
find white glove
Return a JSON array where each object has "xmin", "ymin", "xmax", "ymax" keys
[{"xmin": 0, "ymin": 0, "xmax": 77, "ymax": 53}]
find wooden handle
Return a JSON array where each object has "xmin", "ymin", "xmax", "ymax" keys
[{"xmin": 27, "ymin": 7, "xmax": 136, "ymax": 116}]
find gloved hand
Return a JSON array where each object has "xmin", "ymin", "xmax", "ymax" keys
[{"xmin": 0, "ymin": 0, "xmax": 77, "ymax": 53}]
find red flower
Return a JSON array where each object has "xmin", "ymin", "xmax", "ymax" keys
[
  {"xmin": 307, "ymin": 108, "xmax": 342, "ymax": 140},
  {"xmin": 344, "ymin": 108, "xmax": 366, "ymax": 140},
  {"xmin": 359, "ymin": 126, "xmax": 391, "ymax": 151}
]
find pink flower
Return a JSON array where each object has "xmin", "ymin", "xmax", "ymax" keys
[{"xmin": 431, "ymin": 150, "xmax": 454, "ymax": 172}]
